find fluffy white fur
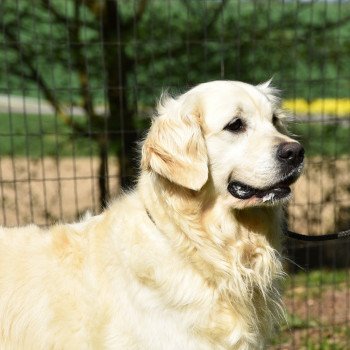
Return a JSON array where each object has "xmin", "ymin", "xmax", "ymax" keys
[{"xmin": 0, "ymin": 80, "xmax": 303, "ymax": 349}]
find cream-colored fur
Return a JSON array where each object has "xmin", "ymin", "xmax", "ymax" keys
[{"xmin": 0, "ymin": 80, "xmax": 303, "ymax": 350}]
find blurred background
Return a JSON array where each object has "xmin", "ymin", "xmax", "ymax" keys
[{"xmin": 0, "ymin": 0, "xmax": 349, "ymax": 348}]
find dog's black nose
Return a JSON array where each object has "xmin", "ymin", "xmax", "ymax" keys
[{"xmin": 277, "ymin": 142, "xmax": 304, "ymax": 167}]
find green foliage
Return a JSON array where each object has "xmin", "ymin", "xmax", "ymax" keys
[
  {"xmin": 286, "ymin": 268, "xmax": 349, "ymax": 289},
  {"xmin": 290, "ymin": 123, "xmax": 350, "ymax": 157},
  {"xmin": 1, "ymin": 0, "xmax": 350, "ymax": 107},
  {"xmin": 0, "ymin": 113, "xmax": 98, "ymax": 157}
]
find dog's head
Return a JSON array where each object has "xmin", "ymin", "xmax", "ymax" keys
[{"xmin": 142, "ymin": 80, "xmax": 304, "ymax": 208}]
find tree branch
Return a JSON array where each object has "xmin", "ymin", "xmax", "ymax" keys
[
  {"xmin": 134, "ymin": 0, "xmax": 148, "ymax": 24},
  {"xmin": 4, "ymin": 2, "xmax": 99, "ymax": 109},
  {"xmin": 180, "ymin": 0, "xmax": 228, "ymax": 32},
  {"xmin": 69, "ymin": 1, "xmax": 96, "ymax": 118},
  {"xmin": 3, "ymin": 25, "xmax": 89, "ymax": 136},
  {"xmin": 40, "ymin": 0, "xmax": 97, "ymax": 30},
  {"xmin": 124, "ymin": 0, "xmax": 148, "ymax": 28},
  {"xmin": 41, "ymin": 0, "xmax": 106, "ymax": 127},
  {"xmin": 79, "ymin": 0, "xmax": 105, "ymax": 18},
  {"xmin": 206, "ymin": 0, "xmax": 229, "ymax": 31}
]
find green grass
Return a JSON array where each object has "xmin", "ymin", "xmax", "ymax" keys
[
  {"xmin": 287, "ymin": 269, "xmax": 349, "ymax": 289},
  {"xmin": 0, "ymin": 113, "xmax": 99, "ymax": 157},
  {"xmin": 273, "ymin": 268, "xmax": 350, "ymax": 349}
]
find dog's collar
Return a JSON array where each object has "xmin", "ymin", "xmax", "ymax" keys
[{"xmin": 146, "ymin": 207, "xmax": 350, "ymax": 242}]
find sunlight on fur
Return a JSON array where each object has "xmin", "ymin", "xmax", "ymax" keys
[{"xmin": 0, "ymin": 80, "xmax": 304, "ymax": 349}]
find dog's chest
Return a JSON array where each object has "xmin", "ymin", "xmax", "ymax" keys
[
  {"xmin": 188, "ymin": 243, "xmax": 281, "ymax": 349},
  {"xmin": 105, "ymin": 275, "xmax": 216, "ymax": 350},
  {"xmin": 111, "ymin": 246, "xmax": 280, "ymax": 350}
]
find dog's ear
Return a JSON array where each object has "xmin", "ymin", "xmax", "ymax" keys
[{"xmin": 141, "ymin": 98, "xmax": 208, "ymax": 191}]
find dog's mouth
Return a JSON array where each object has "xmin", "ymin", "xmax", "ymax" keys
[{"xmin": 227, "ymin": 167, "xmax": 302, "ymax": 203}]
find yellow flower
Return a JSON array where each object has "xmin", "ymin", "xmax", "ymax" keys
[{"xmin": 282, "ymin": 99, "xmax": 350, "ymax": 117}]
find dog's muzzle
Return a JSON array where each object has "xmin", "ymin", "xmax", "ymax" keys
[{"xmin": 227, "ymin": 142, "xmax": 304, "ymax": 202}]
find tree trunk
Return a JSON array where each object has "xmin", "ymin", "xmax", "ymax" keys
[
  {"xmin": 98, "ymin": 141, "xmax": 109, "ymax": 208},
  {"xmin": 101, "ymin": 0, "xmax": 138, "ymax": 192}
]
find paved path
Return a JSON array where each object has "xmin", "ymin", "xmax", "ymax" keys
[
  {"xmin": 0, "ymin": 94, "xmax": 105, "ymax": 116},
  {"xmin": 1, "ymin": 94, "xmax": 349, "ymax": 125}
]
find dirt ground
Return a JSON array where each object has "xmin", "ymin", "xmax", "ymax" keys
[
  {"xmin": 275, "ymin": 280, "xmax": 350, "ymax": 350},
  {"xmin": 289, "ymin": 157, "xmax": 350, "ymax": 235},
  {"xmin": 0, "ymin": 157, "xmax": 119, "ymax": 226}
]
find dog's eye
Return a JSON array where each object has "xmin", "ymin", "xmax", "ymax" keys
[{"xmin": 224, "ymin": 118, "xmax": 245, "ymax": 133}]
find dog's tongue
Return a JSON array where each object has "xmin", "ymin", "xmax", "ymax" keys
[{"xmin": 228, "ymin": 181, "xmax": 291, "ymax": 200}]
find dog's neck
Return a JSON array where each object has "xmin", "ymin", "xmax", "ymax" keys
[
  {"xmin": 138, "ymin": 172, "xmax": 284, "ymax": 276},
  {"xmin": 138, "ymin": 172, "xmax": 285, "ymax": 345}
]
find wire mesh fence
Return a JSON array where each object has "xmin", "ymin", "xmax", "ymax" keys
[{"xmin": 0, "ymin": 0, "xmax": 349, "ymax": 348}]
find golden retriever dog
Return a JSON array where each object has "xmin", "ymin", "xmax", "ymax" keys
[{"xmin": 0, "ymin": 80, "xmax": 304, "ymax": 350}]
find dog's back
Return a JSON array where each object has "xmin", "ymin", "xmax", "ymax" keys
[
  {"xmin": 0, "ymin": 195, "xmax": 208, "ymax": 350},
  {"xmin": 0, "ymin": 222, "xmax": 94, "ymax": 348}
]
